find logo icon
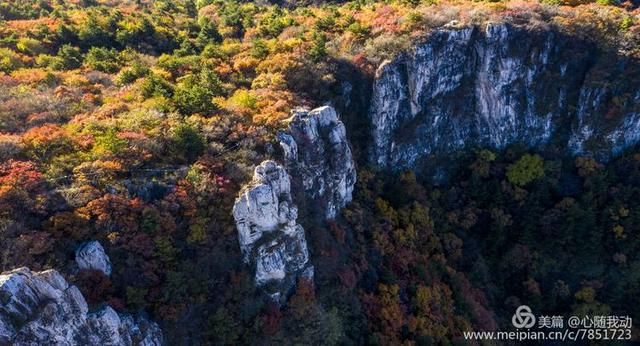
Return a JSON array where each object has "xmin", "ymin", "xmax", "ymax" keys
[{"xmin": 512, "ymin": 305, "xmax": 536, "ymax": 329}]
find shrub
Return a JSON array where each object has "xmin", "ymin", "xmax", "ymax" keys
[
  {"xmin": 506, "ymin": 154, "xmax": 545, "ymax": 186},
  {"xmin": 221, "ymin": 89, "xmax": 257, "ymax": 115},
  {"xmin": 258, "ymin": 9, "xmax": 295, "ymax": 38},
  {"xmin": 77, "ymin": 13, "xmax": 116, "ymax": 48},
  {"xmin": 250, "ymin": 39, "xmax": 269, "ymax": 59},
  {"xmin": 364, "ymin": 33, "xmax": 411, "ymax": 64},
  {"xmin": 85, "ymin": 47, "xmax": 120, "ymax": 73},
  {"xmin": 116, "ymin": 17, "xmax": 155, "ymax": 48},
  {"xmin": 116, "ymin": 63, "xmax": 150, "ymax": 85},
  {"xmin": 0, "ymin": 134, "xmax": 23, "ymax": 161},
  {"xmin": 172, "ymin": 68, "xmax": 223, "ymax": 115},
  {"xmin": 157, "ymin": 54, "xmax": 201, "ymax": 77},
  {"xmin": 54, "ymin": 45, "xmax": 83, "ymax": 70},
  {"xmin": 16, "ymin": 38, "xmax": 45, "ymax": 56},
  {"xmin": 171, "ymin": 124, "xmax": 205, "ymax": 162},
  {"xmin": 197, "ymin": 19, "xmax": 223, "ymax": 47},
  {"xmin": 92, "ymin": 129, "xmax": 127, "ymax": 157},
  {"xmin": 201, "ymin": 44, "xmax": 225, "ymax": 59},
  {"xmin": 0, "ymin": 48, "xmax": 23, "ymax": 73},
  {"xmin": 347, "ymin": 21, "xmax": 371, "ymax": 39},
  {"xmin": 22, "ymin": 124, "xmax": 71, "ymax": 161},
  {"xmin": 251, "ymin": 72, "xmax": 287, "ymax": 90},
  {"xmin": 227, "ymin": 89, "xmax": 257, "ymax": 110},
  {"xmin": 596, "ymin": 0, "xmax": 619, "ymax": 5},
  {"xmin": 140, "ymin": 73, "xmax": 174, "ymax": 99},
  {"xmin": 126, "ymin": 286, "xmax": 148, "ymax": 310},
  {"xmin": 309, "ymin": 32, "xmax": 327, "ymax": 62}
]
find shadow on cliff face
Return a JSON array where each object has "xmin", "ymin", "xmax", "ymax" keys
[
  {"xmin": 326, "ymin": 57, "xmax": 375, "ymax": 168},
  {"xmin": 278, "ymin": 55, "xmax": 374, "ymax": 222}
]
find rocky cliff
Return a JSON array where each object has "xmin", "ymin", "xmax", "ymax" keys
[
  {"xmin": 232, "ymin": 161, "xmax": 313, "ymax": 297},
  {"xmin": 232, "ymin": 106, "xmax": 357, "ymax": 298},
  {"xmin": 369, "ymin": 22, "xmax": 640, "ymax": 171},
  {"xmin": 278, "ymin": 106, "xmax": 356, "ymax": 219},
  {"xmin": 0, "ymin": 267, "xmax": 163, "ymax": 346}
]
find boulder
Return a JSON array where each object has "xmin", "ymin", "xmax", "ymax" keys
[
  {"xmin": 75, "ymin": 241, "xmax": 112, "ymax": 276},
  {"xmin": 0, "ymin": 267, "xmax": 163, "ymax": 345}
]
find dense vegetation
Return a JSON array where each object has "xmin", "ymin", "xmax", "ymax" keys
[
  {"xmin": 342, "ymin": 149, "xmax": 640, "ymax": 343},
  {"xmin": 1, "ymin": 0, "xmax": 640, "ymax": 343}
]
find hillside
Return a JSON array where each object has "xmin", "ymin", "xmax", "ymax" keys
[{"xmin": 1, "ymin": 0, "xmax": 640, "ymax": 344}]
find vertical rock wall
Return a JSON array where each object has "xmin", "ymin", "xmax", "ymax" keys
[
  {"xmin": 233, "ymin": 106, "xmax": 357, "ymax": 298},
  {"xmin": 232, "ymin": 161, "xmax": 313, "ymax": 295},
  {"xmin": 278, "ymin": 106, "xmax": 356, "ymax": 219},
  {"xmin": 369, "ymin": 22, "xmax": 640, "ymax": 170}
]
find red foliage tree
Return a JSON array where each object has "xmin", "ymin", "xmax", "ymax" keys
[
  {"xmin": 80, "ymin": 194, "xmax": 144, "ymax": 233},
  {"xmin": 260, "ymin": 302, "xmax": 282, "ymax": 336},
  {"xmin": 76, "ymin": 269, "xmax": 113, "ymax": 304},
  {"xmin": 287, "ymin": 278, "xmax": 316, "ymax": 319},
  {"xmin": 0, "ymin": 160, "xmax": 43, "ymax": 191},
  {"xmin": 0, "ymin": 160, "xmax": 45, "ymax": 216}
]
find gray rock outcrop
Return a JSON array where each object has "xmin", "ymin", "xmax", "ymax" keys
[
  {"xmin": 369, "ymin": 22, "xmax": 640, "ymax": 170},
  {"xmin": 232, "ymin": 161, "xmax": 313, "ymax": 291},
  {"xmin": 0, "ymin": 267, "xmax": 163, "ymax": 345},
  {"xmin": 278, "ymin": 106, "xmax": 356, "ymax": 219},
  {"xmin": 76, "ymin": 241, "xmax": 112, "ymax": 276}
]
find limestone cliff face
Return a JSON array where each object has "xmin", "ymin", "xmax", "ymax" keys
[
  {"xmin": 232, "ymin": 106, "xmax": 357, "ymax": 298},
  {"xmin": 0, "ymin": 267, "xmax": 163, "ymax": 346},
  {"xmin": 369, "ymin": 22, "xmax": 640, "ymax": 169},
  {"xmin": 232, "ymin": 161, "xmax": 313, "ymax": 294},
  {"xmin": 278, "ymin": 106, "xmax": 356, "ymax": 219}
]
